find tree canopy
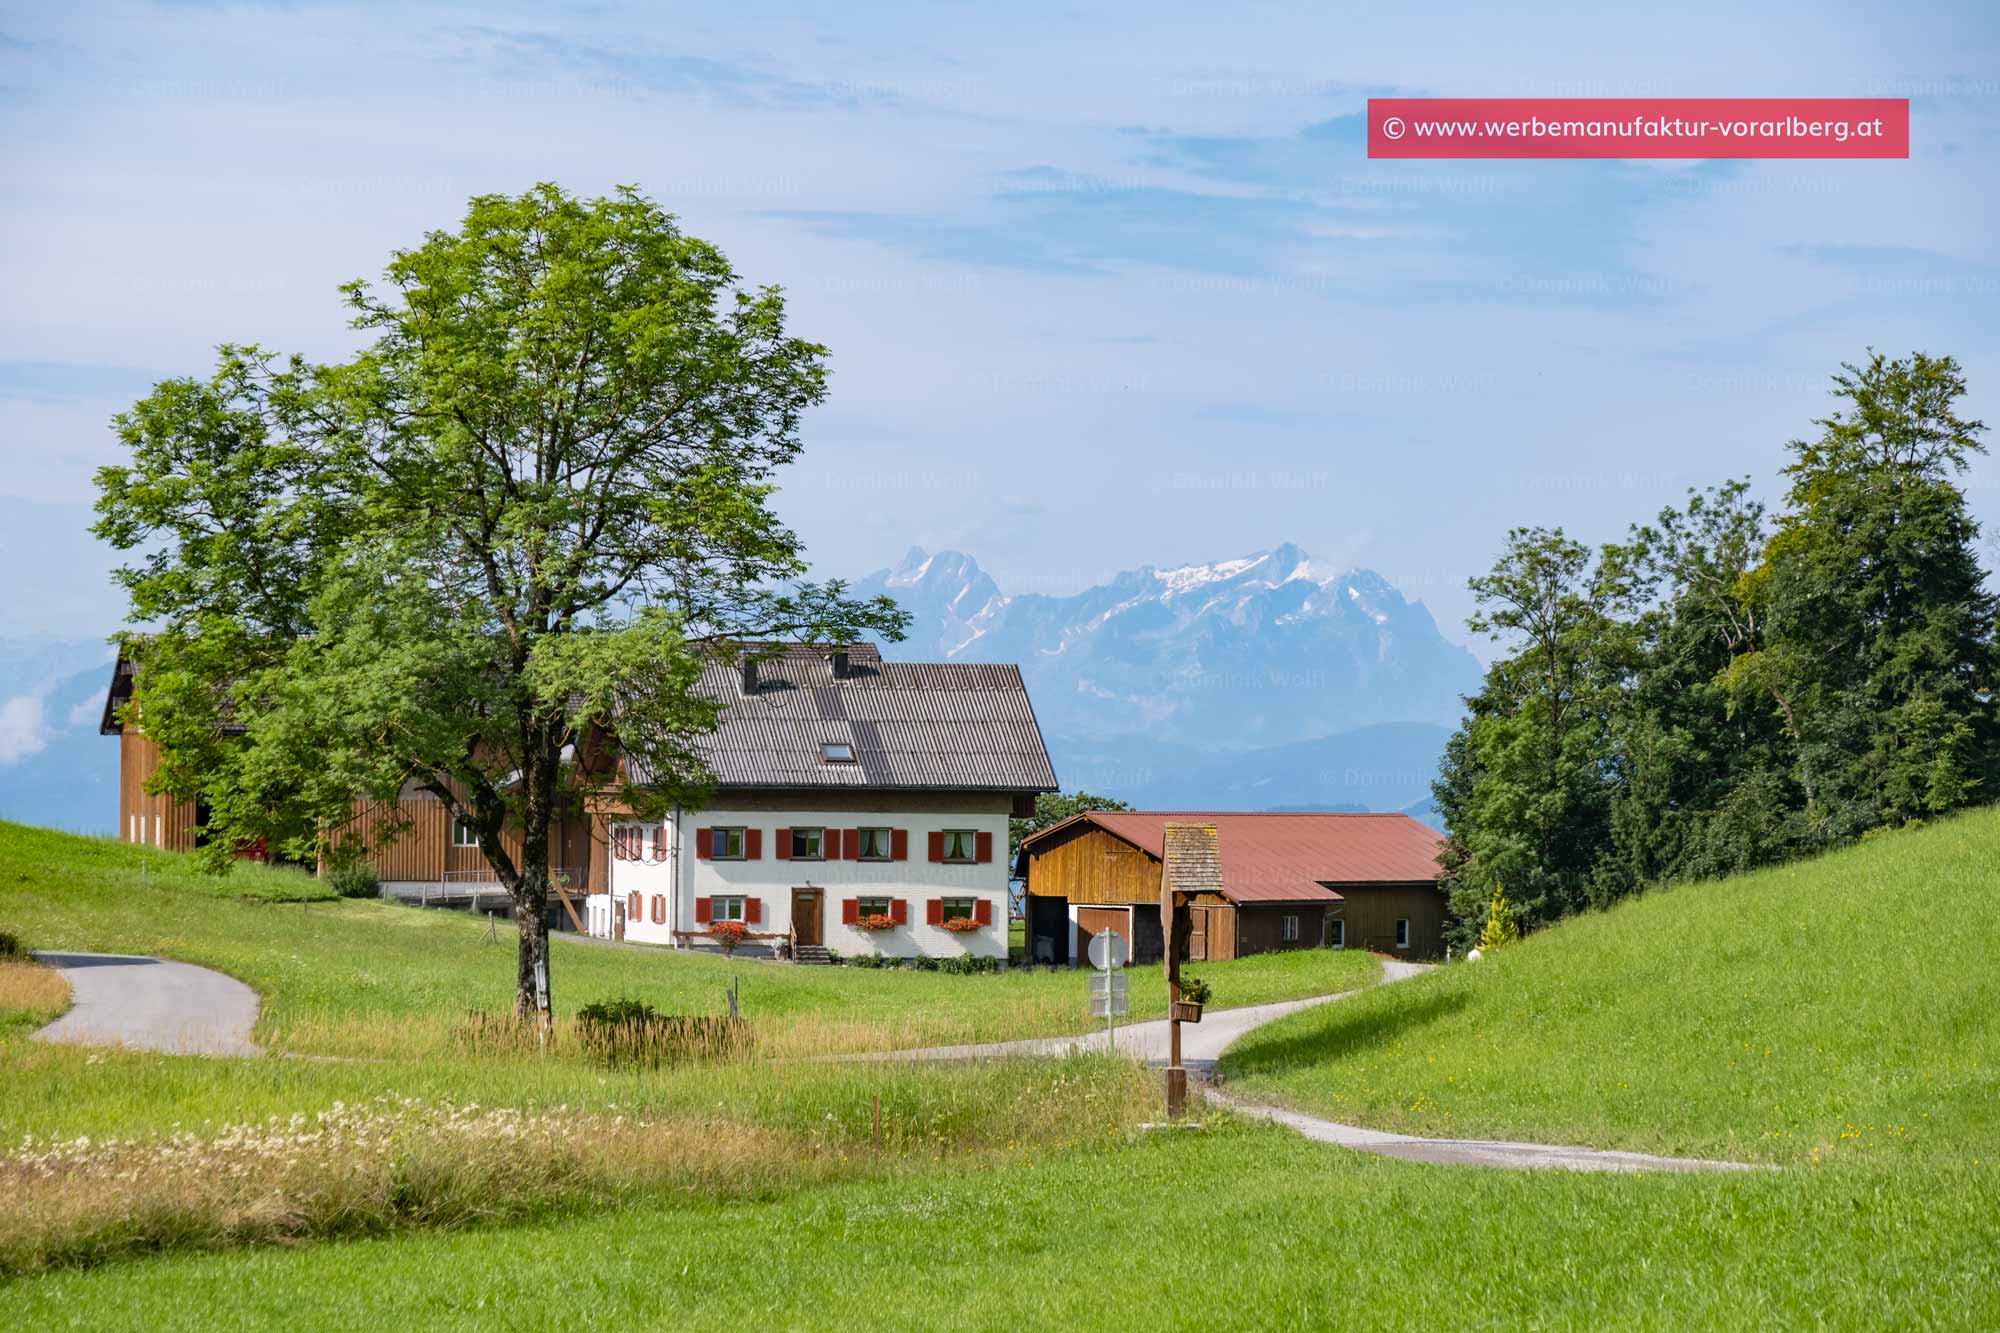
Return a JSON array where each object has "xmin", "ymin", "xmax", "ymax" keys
[
  {"xmin": 94, "ymin": 184, "xmax": 908, "ymax": 1013},
  {"xmin": 1436, "ymin": 352, "xmax": 1998, "ymax": 946}
]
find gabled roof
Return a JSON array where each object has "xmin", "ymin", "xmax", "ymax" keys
[
  {"xmin": 626, "ymin": 643, "xmax": 1059, "ymax": 794},
  {"xmin": 1024, "ymin": 810, "xmax": 1444, "ymax": 905}
]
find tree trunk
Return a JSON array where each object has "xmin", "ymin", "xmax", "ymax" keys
[{"xmin": 512, "ymin": 739, "xmax": 558, "ymax": 1020}]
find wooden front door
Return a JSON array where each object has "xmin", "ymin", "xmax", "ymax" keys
[{"xmin": 791, "ymin": 887, "xmax": 823, "ymax": 947}]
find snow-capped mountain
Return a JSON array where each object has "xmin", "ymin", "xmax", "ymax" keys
[
  {"xmin": 855, "ymin": 544, "xmax": 1480, "ymax": 809},
  {"xmin": 859, "ymin": 543, "xmax": 1478, "ymax": 744}
]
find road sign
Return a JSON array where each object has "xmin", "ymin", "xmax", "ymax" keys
[{"xmin": 1087, "ymin": 929, "xmax": 1129, "ymax": 1029}]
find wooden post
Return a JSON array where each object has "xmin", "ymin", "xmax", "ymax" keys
[{"xmin": 1159, "ymin": 823, "xmax": 1217, "ymax": 1122}]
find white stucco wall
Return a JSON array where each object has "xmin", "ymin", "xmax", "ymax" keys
[{"xmin": 597, "ymin": 806, "xmax": 1010, "ymax": 959}]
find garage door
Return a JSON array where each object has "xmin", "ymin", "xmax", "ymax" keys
[{"xmin": 1076, "ymin": 906, "xmax": 1131, "ymax": 965}]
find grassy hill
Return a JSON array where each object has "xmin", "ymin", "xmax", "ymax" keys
[{"xmin": 1222, "ymin": 805, "xmax": 2000, "ymax": 1166}]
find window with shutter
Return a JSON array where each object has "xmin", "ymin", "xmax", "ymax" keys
[
  {"xmin": 694, "ymin": 897, "xmax": 712, "ymax": 923},
  {"xmin": 940, "ymin": 829, "xmax": 977, "ymax": 863},
  {"xmin": 975, "ymin": 831, "xmax": 994, "ymax": 863},
  {"xmin": 974, "ymin": 898, "xmax": 993, "ymax": 926}
]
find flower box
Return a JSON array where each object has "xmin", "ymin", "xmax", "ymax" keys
[
  {"xmin": 856, "ymin": 913, "xmax": 897, "ymax": 931},
  {"xmin": 941, "ymin": 915, "xmax": 982, "ymax": 933},
  {"xmin": 1171, "ymin": 1000, "xmax": 1204, "ymax": 1024}
]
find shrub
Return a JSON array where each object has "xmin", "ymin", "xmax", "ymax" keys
[
  {"xmin": 0, "ymin": 930, "xmax": 21, "ymax": 960},
  {"xmin": 1178, "ymin": 976, "xmax": 1212, "ymax": 1006},
  {"xmin": 1477, "ymin": 888, "xmax": 1519, "ymax": 951},
  {"xmin": 707, "ymin": 921, "xmax": 749, "ymax": 954},
  {"xmin": 327, "ymin": 862, "xmax": 381, "ymax": 899}
]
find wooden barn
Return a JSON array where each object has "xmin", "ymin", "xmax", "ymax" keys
[{"xmin": 1019, "ymin": 811, "xmax": 1447, "ymax": 965}]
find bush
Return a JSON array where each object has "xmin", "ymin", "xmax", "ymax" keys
[
  {"xmin": 707, "ymin": 921, "xmax": 749, "ymax": 954},
  {"xmin": 327, "ymin": 862, "xmax": 381, "ymax": 899},
  {"xmin": 571, "ymin": 997, "xmax": 747, "ymax": 1068},
  {"xmin": 0, "ymin": 930, "xmax": 22, "ymax": 960}
]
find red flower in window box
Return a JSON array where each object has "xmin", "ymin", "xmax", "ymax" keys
[
  {"xmin": 707, "ymin": 921, "xmax": 749, "ymax": 954},
  {"xmin": 942, "ymin": 915, "xmax": 982, "ymax": 933},
  {"xmin": 856, "ymin": 912, "xmax": 897, "ymax": 931}
]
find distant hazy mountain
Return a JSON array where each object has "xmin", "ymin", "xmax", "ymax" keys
[
  {"xmin": 855, "ymin": 545, "xmax": 1478, "ymax": 813},
  {"xmin": 0, "ymin": 639, "xmax": 119, "ymax": 835}
]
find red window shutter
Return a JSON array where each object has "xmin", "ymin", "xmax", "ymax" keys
[
  {"xmin": 824, "ymin": 829, "xmax": 842, "ymax": 861},
  {"xmin": 927, "ymin": 831, "xmax": 945, "ymax": 863},
  {"xmin": 890, "ymin": 898, "xmax": 908, "ymax": 925},
  {"xmin": 842, "ymin": 828, "xmax": 860, "ymax": 860},
  {"xmin": 745, "ymin": 828, "xmax": 762, "ymax": 860},
  {"xmin": 746, "ymin": 897, "xmax": 762, "ymax": 924},
  {"xmin": 775, "ymin": 830, "xmax": 791, "ymax": 860},
  {"xmin": 695, "ymin": 828, "xmax": 713, "ymax": 860},
  {"xmin": 926, "ymin": 898, "xmax": 943, "ymax": 926},
  {"xmin": 842, "ymin": 897, "xmax": 859, "ymax": 925},
  {"xmin": 627, "ymin": 891, "xmax": 640, "ymax": 920},
  {"xmin": 975, "ymin": 831, "xmax": 994, "ymax": 863},
  {"xmin": 695, "ymin": 896, "xmax": 712, "ymax": 924},
  {"xmin": 891, "ymin": 828, "xmax": 909, "ymax": 861},
  {"xmin": 975, "ymin": 898, "xmax": 993, "ymax": 926}
]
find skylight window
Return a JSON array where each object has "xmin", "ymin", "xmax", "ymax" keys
[{"xmin": 821, "ymin": 741, "xmax": 856, "ymax": 764}]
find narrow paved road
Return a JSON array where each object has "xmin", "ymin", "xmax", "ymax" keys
[
  {"xmin": 32, "ymin": 952, "xmax": 261, "ymax": 1056},
  {"xmin": 851, "ymin": 958, "xmax": 1755, "ymax": 1173},
  {"xmin": 849, "ymin": 959, "xmax": 1434, "ymax": 1071}
]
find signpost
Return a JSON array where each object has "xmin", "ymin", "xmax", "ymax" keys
[{"xmin": 1087, "ymin": 928, "xmax": 1128, "ymax": 1049}]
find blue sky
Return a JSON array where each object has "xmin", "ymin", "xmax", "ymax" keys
[{"xmin": 3, "ymin": 0, "xmax": 1997, "ymax": 655}]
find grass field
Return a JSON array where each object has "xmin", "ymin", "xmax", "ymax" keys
[
  {"xmin": 7, "ymin": 814, "xmax": 1999, "ymax": 1323},
  {"xmin": 11, "ymin": 1124, "xmax": 1997, "ymax": 1329},
  {"xmin": 1222, "ymin": 806, "xmax": 2000, "ymax": 1167}
]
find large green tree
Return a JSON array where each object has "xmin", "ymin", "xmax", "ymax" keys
[
  {"xmin": 94, "ymin": 184, "xmax": 907, "ymax": 1016},
  {"xmin": 1735, "ymin": 351, "xmax": 1998, "ymax": 834},
  {"xmin": 1432, "ymin": 528, "xmax": 1640, "ymax": 938}
]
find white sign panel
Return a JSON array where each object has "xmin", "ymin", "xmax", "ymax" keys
[{"xmin": 1087, "ymin": 928, "xmax": 1127, "ymax": 971}]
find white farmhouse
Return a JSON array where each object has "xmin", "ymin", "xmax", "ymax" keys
[{"xmin": 584, "ymin": 643, "xmax": 1056, "ymax": 961}]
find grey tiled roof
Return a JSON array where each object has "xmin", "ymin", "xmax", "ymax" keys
[{"xmin": 637, "ymin": 643, "xmax": 1059, "ymax": 793}]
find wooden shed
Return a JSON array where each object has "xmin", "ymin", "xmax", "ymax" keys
[{"xmin": 1020, "ymin": 811, "xmax": 1447, "ymax": 964}]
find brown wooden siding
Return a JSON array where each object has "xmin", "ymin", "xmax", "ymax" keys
[
  {"xmin": 1235, "ymin": 904, "xmax": 1330, "ymax": 956},
  {"xmin": 1024, "ymin": 824, "xmax": 1159, "ymax": 905},
  {"xmin": 1334, "ymin": 884, "xmax": 1447, "ymax": 959},
  {"xmin": 118, "ymin": 729, "xmax": 199, "ymax": 853}
]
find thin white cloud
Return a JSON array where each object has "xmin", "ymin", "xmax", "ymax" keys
[{"xmin": 0, "ymin": 693, "xmax": 49, "ymax": 766}]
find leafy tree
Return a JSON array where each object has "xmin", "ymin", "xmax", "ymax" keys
[
  {"xmin": 94, "ymin": 184, "xmax": 907, "ymax": 1017},
  {"xmin": 1735, "ymin": 351, "xmax": 1998, "ymax": 834},
  {"xmin": 1434, "ymin": 528, "xmax": 1638, "ymax": 941},
  {"xmin": 1009, "ymin": 789, "xmax": 1132, "ymax": 863}
]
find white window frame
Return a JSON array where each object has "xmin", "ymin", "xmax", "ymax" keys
[
  {"xmin": 711, "ymin": 895, "xmax": 747, "ymax": 923},
  {"xmin": 938, "ymin": 896, "xmax": 977, "ymax": 923},
  {"xmin": 1395, "ymin": 918, "xmax": 1411, "ymax": 950},
  {"xmin": 452, "ymin": 818, "xmax": 480, "ymax": 848},
  {"xmin": 1329, "ymin": 918, "xmax": 1346, "ymax": 950},
  {"xmin": 856, "ymin": 827, "xmax": 893, "ymax": 862},
  {"xmin": 789, "ymin": 827, "xmax": 825, "ymax": 860},
  {"xmin": 1281, "ymin": 914, "xmax": 1299, "ymax": 943},
  {"xmin": 711, "ymin": 827, "xmax": 747, "ymax": 860},
  {"xmin": 855, "ymin": 894, "xmax": 893, "ymax": 919},
  {"xmin": 940, "ymin": 829, "xmax": 978, "ymax": 864}
]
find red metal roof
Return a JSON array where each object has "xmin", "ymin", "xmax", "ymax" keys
[{"xmin": 1027, "ymin": 811, "xmax": 1444, "ymax": 905}]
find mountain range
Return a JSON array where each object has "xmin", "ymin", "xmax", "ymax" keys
[
  {"xmin": 0, "ymin": 545, "xmax": 1478, "ymax": 836},
  {"xmin": 853, "ymin": 543, "xmax": 1479, "ymax": 820}
]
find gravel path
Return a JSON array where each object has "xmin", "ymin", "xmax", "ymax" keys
[{"xmin": 31, "ymin": 952, "xmax": 260, "ymax": 1057}]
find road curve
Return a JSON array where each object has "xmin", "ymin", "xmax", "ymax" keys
[
  {"xmin": 31, "ymin": 952, "xmax": 261, "ymax": 1057},
  {"xmin": 848, "ymin": 957, "xmax": 1758, "ymax": 1173}
]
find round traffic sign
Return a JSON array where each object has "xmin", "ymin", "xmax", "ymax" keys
[{"xmin": 1087, "ymin": 928, "xmax": 1127, "ymax": 971}]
